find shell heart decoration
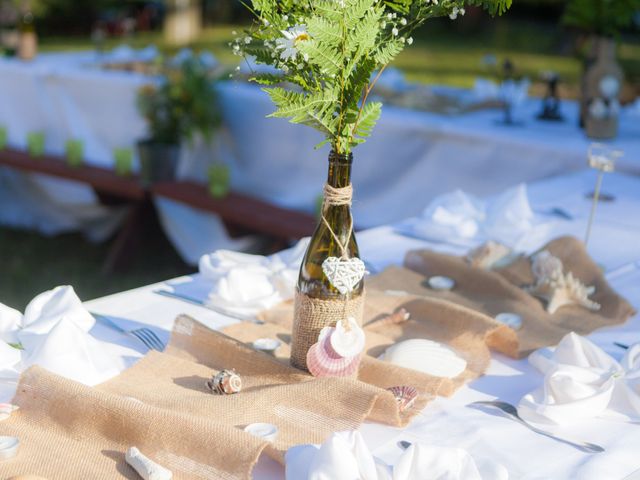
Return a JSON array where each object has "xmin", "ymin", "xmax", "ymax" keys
[
  {"xmin": 307, "ymin": 325, "xmax": 361, "ymax": 378},
  {"xmin": 321, "ymin": 256, "xmax": 366, "ymax": 295},
  {"xmin": 330, "ymin": 317, "xmax": 365, "ymax": 358}
]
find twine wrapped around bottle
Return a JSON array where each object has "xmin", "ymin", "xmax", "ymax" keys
[{"xmin": 290, "ymin": 183, "xmax": 366, "ymax": 372}]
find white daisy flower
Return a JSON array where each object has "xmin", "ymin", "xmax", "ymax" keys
[{"xmin": 275, "ymin": 25, "xmax": 310, "ymax": 61}]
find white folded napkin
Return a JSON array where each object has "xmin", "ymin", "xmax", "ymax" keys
[
  {"xmin": 499, "ymin": 78, "xmax": 530, "ymax": 107},
  {"xmin": 20, "ymin": 315, "xmax": 120, "ymax": 385},
  {"xmin": 393, "ymin": 443, "xmax": 508, "ymax": 480},
  {"xmin": 285, "ymin": 431, "xmax": 508, "ymax": 480},
  {"xmin": 0, "ymin": 303, "xmax": 22, "ymax": 344},
  {"xmin": 0, "ymin": 286, "xmax": 118, "ymax": 388},
  {"xmin": 197, "ymin": 238, "xmax": 308, "ymax": 315},
  {"xmin": 472, "ymin": 78, "xmax": 500, "ymax": 101},
  {"xmin": 518, "ymin": 332, "xmax": 640, "ymax": 425},
  {"xmin": 0, "ymin": 340, "xmax": 21, "ymax": 374},
  {"xmin": 20, "ymin": 285, "xmax": 95, "ymax": 351},
  {"xmin": 396, "ymin": 185, "xmax": 535, "ymax": 247}
]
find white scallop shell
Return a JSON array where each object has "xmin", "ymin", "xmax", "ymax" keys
[
  {"xmin": 330, "ymin": 317, "xmax": 365, "ymax": 357},
  {"xmin": 382, "ymin": 339, "xmax": 467, "ymax": 378}
]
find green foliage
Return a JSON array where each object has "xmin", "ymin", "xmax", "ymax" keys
[
  {"xmin": 137, "ymin": 56, "xmax": 221, "ymax": 145},
  {"xmin": 562, "ymin": 0, "xmax": 640, "ymax": 36},
  {"xmin": 235, "ymin": 0, "xmax": 511, "ymax": 154}
]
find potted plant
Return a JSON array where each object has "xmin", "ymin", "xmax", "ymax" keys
[
  {"xmin": 136, "ymin": 55, "xmax": 221, "ymax": 185},
  {"xmin": 234, "ymin": 0, "xmax": 510, "ymax": 375}
]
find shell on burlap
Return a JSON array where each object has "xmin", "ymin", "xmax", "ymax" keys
[
  {"xmin": 466, "ymin": 241, "xmax": 515, "ymax": 270},
  {"xmin": 528, "ymin": 250, "xmax": 600, "ymax": 314},
  {"xmin": 307, "ymin": 326, "xmax": 361, "ymax": 378},
  {"xmin": 386, "ymin": 385, "xmax": 418, "ymax": 412}
]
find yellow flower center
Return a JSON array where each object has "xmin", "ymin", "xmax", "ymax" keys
[{"xmin": 294, "ymin": 33, "xmax": 310, "ymax": 44}]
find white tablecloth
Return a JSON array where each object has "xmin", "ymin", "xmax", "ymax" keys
[
  {"xmin": 1, "ymin": 50, "xmax": 639, "ymax": 259},
  {"xmin": 71, "ymin": 169, "xmax": 640, "ymax": 479}
]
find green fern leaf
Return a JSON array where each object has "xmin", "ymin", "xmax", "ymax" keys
[
  {"xmin": 307, "ymin": 16, "xmax": 342, "ymax": 48},
  {"xmin": 250, "ymin": 73, "xmax": 283, "ymax": 86},
  {"xmin": 373, "ymin": 40, "xmax": 403, "ymax": 65},
  {"xmin": 297, "ymin": 41, "xmax": 342, "ymax": 76},
  {"xmin": 351, "ymin": 101, "xmax": 381, "ymax": 141}
]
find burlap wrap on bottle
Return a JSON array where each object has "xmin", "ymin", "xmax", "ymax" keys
[{"xmin": 290, "ymin": 289, "xmax": 365, "ymax": 372}]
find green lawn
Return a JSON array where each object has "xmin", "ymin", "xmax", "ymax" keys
[
  {"xmin": 40, "ymin": 18, "xmax": 640, "ymax": 96},
  {"xmin": 0, "ymin": 227, "xmax": 190, "ymax": 311},
  {"xmin": 2, "ymin": 18, "xmax": 638, "ymax": 309}
]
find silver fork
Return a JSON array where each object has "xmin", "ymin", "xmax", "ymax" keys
[
  {"xmin": 92, "ymin": 313, "xmax": 164, "ymax": 351},
  {"xmin": 469, "ymin": 400, "xmax": 604, "ymax": 454}
]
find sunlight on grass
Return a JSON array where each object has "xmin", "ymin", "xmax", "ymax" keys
[{"xmin": 39, "ymin": 20, "xmax": 639, "ymax": 97}]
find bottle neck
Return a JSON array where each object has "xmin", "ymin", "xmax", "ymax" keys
[{"xmin": 327, "ymin": 151, "xmax": 352, "ymax": 189}]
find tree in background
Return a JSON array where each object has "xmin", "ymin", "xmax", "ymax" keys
[
  {"xmin": 164, "ymin": 0, "xmax": 201, "ymax": 45},
  {"xmin": 563, "ymin": 0, "xmax": 640, "ymax": 37}
]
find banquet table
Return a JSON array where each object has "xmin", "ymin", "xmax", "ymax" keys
[
  {"xmin": 69, "ymin": 169, "xmax": 640, "ymax": 479},
  {"xmin": 1, "ymin": 49, "xmax": 640, "ymax": 264}
]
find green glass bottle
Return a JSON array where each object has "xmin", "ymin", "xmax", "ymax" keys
[{"xmin": 291, "ymin": 150, "xmax": 365, "ymax": 371}]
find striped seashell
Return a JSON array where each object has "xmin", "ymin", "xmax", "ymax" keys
[
  {"xmin": 386, "ymin": 386, "xmax": 418, "ymax": 412},
  {"xmin": 307, "ymin": 327, "xmax": 361, "ymax": 378},
  {"xmin": 0, "ymin": 403, "xmax": 18, "ymax": 421}
]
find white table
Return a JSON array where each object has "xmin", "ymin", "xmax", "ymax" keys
[
  {"xmin": 1, "ymin": 50, "xmax": 639, "ymax": 263},
  {"xmin": 82, "ymin": 169, "xmax": 640, "ymax": 479}
]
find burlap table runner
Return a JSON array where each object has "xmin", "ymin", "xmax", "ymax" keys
[
  {"xmin": 0, "ymin": 315, "xmax": 404, "ymax": 479},
  {"xmin": 1, "ymin": 365, "xmax": 267, "ymax": 479},
  {"xmin": 255, "ymin": 290, "xmax": 513, "ymax": 400},
  {"xmin": 369, "ymin": 236, "xmax": 635, "ymax": 358},
  {"xmin": 0, "ymin": 295, "xmax": 508, "ymax": 479}
]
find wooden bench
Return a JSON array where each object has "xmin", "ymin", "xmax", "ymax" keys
[
  {"xmin": 0, "ymin": 148, "xmax": 144, "ymax": 200},
  {"xmin": 0, "ymin": 148, "xmax": 318, "ymax": 269},
  {"xmin": 152, "ymin": 180, "xmax": 317, "ymax": 240}
]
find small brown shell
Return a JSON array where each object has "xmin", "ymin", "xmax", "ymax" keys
[{"xmin": 206, "ymin": 369, "xmax": 242, "ymax": 395}]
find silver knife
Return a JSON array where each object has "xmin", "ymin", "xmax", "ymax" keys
[{"xmin": 152, "ymin": 289, "xmax": 263, "ymax": 324}]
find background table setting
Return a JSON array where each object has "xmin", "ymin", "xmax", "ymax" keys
[
  {"xmin": 1, "ymin": 46, "xmax": 639, "ymax": 264},
  {"xmin": 0, "ymin": 166, "xmax": 639, "ymax": 479}
]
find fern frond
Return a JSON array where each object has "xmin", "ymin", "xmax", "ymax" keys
[
  {"xmin": 250, "ymin": 73, "xmax": 283, "ymax": 86},
  {"xmin": 307, "ymin": 16, "xmax": 342, "ymax": 48},
  {"xmin": 297, "ymin": 41, "xmax": 342, "ymax": 76},
  {"xmin": 373, "ymin": 40, "xmax": 403, "ymax": 65},
  {"xmin": 345, "ymin": 8, "xmax": 382, "ymax": 61},
  {"xmin": 345, "ymin": 0, "xmax": 377, "ymax": 29},
  {"xmin": 351, "ymin": 101, "xmax": 381, "ymax": 141}
]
